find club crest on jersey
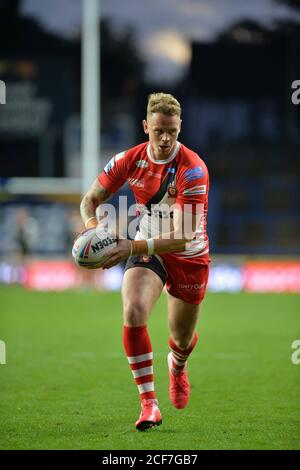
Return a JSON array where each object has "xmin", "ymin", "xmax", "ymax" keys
[
  {"xmin": 136, "ymin": 160, "xmax": 148, "ymax": 169},
  {"xmin": 167, "ymin": 182, "xmax": 178, "ymax": 197}
]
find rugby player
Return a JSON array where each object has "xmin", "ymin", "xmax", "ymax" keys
[{"xmin": 80, "ymin": 93, "xmax": 210, "ymax": 431}]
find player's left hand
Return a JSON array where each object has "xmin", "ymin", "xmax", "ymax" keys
[{"xmin": 101, "ymin": 239, "xmax": 132, "ymax": 269}]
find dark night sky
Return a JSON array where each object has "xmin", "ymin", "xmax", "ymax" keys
[{"xmin": 21, "ymin": 0, "xmax": 300, "ymax": 83}]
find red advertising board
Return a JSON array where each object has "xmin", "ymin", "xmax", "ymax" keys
[
  {"xmin": 24, "ymin": 261, "xmax": 81, "ymax": 291},
  {"xmin": 243, "ymin": 261, "xmax": 300, "ymax": 293},
  {"xmin": 2, "ymin": 259, "xmax": 299, "ymax": 293}
]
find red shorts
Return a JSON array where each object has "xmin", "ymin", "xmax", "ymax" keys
[{"xmin": 125, "ymin": 253, "xmax": 210, "ymax": 305}]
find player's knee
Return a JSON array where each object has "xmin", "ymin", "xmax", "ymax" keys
[{"xmin": 123, "ymin": 302, "xmax": 148, "ymax": 326}]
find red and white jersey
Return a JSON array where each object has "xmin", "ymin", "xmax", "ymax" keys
[{"xmin": 98, "ymin": 141, "xmax": 209, "ymax": 261}]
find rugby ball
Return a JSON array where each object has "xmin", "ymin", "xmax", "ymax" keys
[{"xmin": 72, "ymin": 228, "xmax": 117, "ymax": 269}]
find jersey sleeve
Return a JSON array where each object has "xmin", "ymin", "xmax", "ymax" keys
[
  {"xmin": 98, "ymin": 150, "xmax": 130, "ymax": 193},
  {"xmin": 175, "ymin": 161, "xmax": 209, "ymax": 212}
]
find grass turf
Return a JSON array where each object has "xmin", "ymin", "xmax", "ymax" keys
[{"xmin": 0, "ymin": 286, "xmax": 299, "ymax": 450}]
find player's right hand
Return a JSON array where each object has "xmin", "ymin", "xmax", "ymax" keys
[{"xmin": 101, "ymin": 239, "xmax": 131, "ymax": 270}]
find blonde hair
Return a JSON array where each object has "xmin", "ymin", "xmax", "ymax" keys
[{"xmin": 147, "ymin": 92, "xmax": 181, "ymax": 118}]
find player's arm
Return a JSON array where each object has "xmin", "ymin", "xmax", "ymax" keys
[
  {"xmin": 152, "ymin": 205, "xmax": 197, "ymax": 253},
  {"xmin": 80, "ymin": 178, "xmax": 112, "ymax": 229},
  {"xmin": 100, "ymin": 205, "xmax": 198, "ymax": 269},
  {"xmin": 129, "ymin": 204, "xmax": 197, "ymax": 256}
]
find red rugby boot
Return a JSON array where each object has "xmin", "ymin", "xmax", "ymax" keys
[
  {"xmin": 135, "ymin": 399, "xmax": 162, "ymax": 431},
  {"xmin": 168, "ymin": 352, "xmax": 190, "ymax": 409}
]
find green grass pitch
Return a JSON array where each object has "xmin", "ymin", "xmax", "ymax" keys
[{"xmin": 0, "ymin": 286, "xmax": 299, "ymax": 450}]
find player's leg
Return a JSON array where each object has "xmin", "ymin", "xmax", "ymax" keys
[
  {"xmin": 167, "ymin": 293, "xmax": 200, "ymax": 409},
  {"xmin": 168, "ymin": 293, "xmax": 200, "ymax": 349},
  {"xmin": 161, "ymin": 257, "xmax": 209, "ymax": 409},
  {"xmin": 122, "ymin": 267, "xmax": 163, "ymax": 326},
  {"xmin": 122, "ymin": 266, "xmax": 164, "ymax": 430}
]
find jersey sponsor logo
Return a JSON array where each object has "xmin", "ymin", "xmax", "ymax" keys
[
  {"xmin": 178, "ymin": 282, "xmax": 206, "ymax": 290},
  {"xmin": 183, "ymin": 185, "xmax": 206, "ymax": 196},
  {"xmin": 136, "ymin": 159, "xmax": 148, "ymax": 168},
  {"xmin": 127, "ymin": 178, "xmax": 144, "ymax": 188},
  {"xmin": 185, "ymin": 166, "xmax": 204, "ymax": 182},
  {"xmin": 148, "ymin": 170, "xmax": 161, "ymax": 179},
  {"xmin": 115, "ymin": 151, "xmax": 125, "ymax": 161},
  {"xmin": 104, "ymin": 156, "xmax": 115, "ymax": 174}
]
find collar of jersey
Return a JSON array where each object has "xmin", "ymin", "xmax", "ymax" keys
[{"xmin": 147, "ymin": 141, "xmax": 181, "ymax": 165}]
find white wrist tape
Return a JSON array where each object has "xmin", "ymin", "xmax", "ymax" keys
[{"xmin": 146, "ymin": 239, "xmax": 155, "ymax": 255}]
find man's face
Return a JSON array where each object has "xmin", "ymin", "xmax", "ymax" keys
[{"xmin": 143, "ymin": 112, "xmax": 181, "ymax": 160}]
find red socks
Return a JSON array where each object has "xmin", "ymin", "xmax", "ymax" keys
[
  {"xmin": 123, "ymin": 325, "xmax": 156, "ymax": 401},
  {"xmin": 123, "ymin": 326, "xmax": 198, "ymax": 399},
  {"xmin": 169, "ymin": 333, "xmax": 198, "ymax": 374}
]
